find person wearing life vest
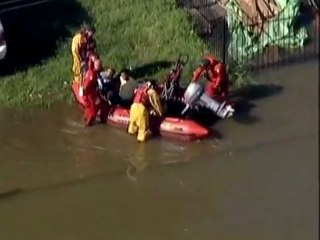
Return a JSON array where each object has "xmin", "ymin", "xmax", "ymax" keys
[
  {"xmin": 128, "ymin": 80, "xmax": 163, "ymax": 142},
  {"xmin": 71, "ymin": 25, "xmax": 96, "ymax": 83},
  {"xmin": 192, "ymin": 54, "xmax": 229, "ymax": 100},
  {"xmin": 82, "ymin": 58, "xmax": 106, "ymax": 127},
  {"xmin": 206, "ymin": 63, "xmax": 229, "ymax": 100},
  {"xmin": 78, "ymin": 53, "xmax": 99, "ymax": 94}
]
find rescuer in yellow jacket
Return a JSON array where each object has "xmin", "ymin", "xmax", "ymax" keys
[
  {"xmin": 128, "ymin": 80, "xmax": 163, "ymax": 142},
  {"xmin": 71, "ymin": 25, "xmax": 96, "ymax": 83}
]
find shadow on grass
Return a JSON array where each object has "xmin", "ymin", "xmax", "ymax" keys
[
  {"xmin": 0, "ymin": 0, "xmax": 92, "ymax": 76},
  {"xmin": 130, "ymin": 61, "xmax": 173, "ymax": 79}
]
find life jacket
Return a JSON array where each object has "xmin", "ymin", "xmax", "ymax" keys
[
  {"xmin": 133, "ymin": 87, "xmax": 149, "ymax": 106},
  {"xmin": 97, "ymin": 73, "xmax": 113, "ymax": 92}
]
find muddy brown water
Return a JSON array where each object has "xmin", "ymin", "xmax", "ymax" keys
[{"xmin": 0, "ymin": 61, "xmax": 318, "ymax": 240}]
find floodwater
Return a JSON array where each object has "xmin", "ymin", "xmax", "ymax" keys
[{"xmin": 0, "ymin": 61, "xmax": 318, "ymax": 240}]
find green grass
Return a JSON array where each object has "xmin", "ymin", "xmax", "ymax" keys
[
  {"xmin": 227, "ymin": 62, "xmax": 255, "ymax": 89},
  {"xmin": 0, "ymin": 0, "xmax": 252, "ymax": 108}
]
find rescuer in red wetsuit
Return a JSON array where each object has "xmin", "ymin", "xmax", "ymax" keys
[
  {"xmin": 82, "ymin": 58, "xmax": 107, "ymax": 126},
  {"xmin": 192, "ymin": 54, "xmax": 229, "ymax": 101},
  {"xmin": 71, "ymin": 25, "xmax": 97, "ymax": 84}
]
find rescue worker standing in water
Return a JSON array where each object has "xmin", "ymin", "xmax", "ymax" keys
[
  {"xmin": 82, "ymin": 58, "xmax": 106, "ymax": 127},
  {"xmin": 192, "ymin": 54, "xmax": 229, "ymax": 100},
  {"xmin": 128, "ymin": 80, "xmax": 163, "ymax": 142},
  {"xmin": 71, "ymin": 25, "xmax": 97, "ymax": 83}
]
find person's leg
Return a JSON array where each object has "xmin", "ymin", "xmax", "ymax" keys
[
  {"xmin": 128, "ymin": 104, "xmax": 139, "ymax": 134},
  {"xmin": 136, "ymin": 106, "xmax": 150, "ymax": 142},
  {"xmin": 109, "ymin": 91, "xmax": 121, "ymax": 105},
  {"xmin": 98, "ymin": 98, "xmax": 109, "ymax": 124},
  {"xmin": 83, "ymin": 105, "xmax": 95, "ymax": 127},
  {"xmin": 83, "ymin": 96, "xmax": 97, "ymax": 127}
]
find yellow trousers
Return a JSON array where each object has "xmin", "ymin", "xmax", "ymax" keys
[
  {"xmin": 72, "ymin": 50, "xmax": 81, "ymax": 83},
  {"xmin": 128, "ymin": 103, "xmax": 150, "ymax": 142},
  {"xmin": 71, "ymin": 33, "xmax": 82, "ymax": 83}
]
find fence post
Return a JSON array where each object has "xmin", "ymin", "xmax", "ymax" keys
[{"xmin": 222, "ymin": 19, "xmax": 226, "ymax": 64}]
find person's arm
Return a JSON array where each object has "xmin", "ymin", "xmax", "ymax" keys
[
  {"xmin": 212, "ymin": 75, "xmax": 222, "ymax": 89},
  {"xmin": 192, "ymin": 67, "xmax": 205, "ymax": 82},
  {"xmin": 147, "ymin": 89, "xmax": 163, "ymax": 117},
  {"xmin": 82, "ymin": 72, "xmax": 95, "ymax": 91}
]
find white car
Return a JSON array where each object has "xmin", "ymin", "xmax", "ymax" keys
[{"xmin": 0, "ymin": 20, "xmax": 7, "ymax": 61}]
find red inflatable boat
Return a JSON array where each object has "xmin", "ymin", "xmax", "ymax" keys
[{"xmin": 71, "ymin": 82, "xmax": 209, "ymax": 141}]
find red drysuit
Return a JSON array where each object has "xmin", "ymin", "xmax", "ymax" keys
[
  {"xmin": 192, "ymin": 55, "xmax": 229, "ymax": 100},
  {"xmin": 82, "ymin": 67, "xmax": 98, "ymax": 126},
  {"xmin": 82, "ymin": 67, "xmax": 108, "ymax": 126}
]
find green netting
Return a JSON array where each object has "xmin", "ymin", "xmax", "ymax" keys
[{"xmin": 226, "ymin": 0, "xmax": 308, "ymax": 62}]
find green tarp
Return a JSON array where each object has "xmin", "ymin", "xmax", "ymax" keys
[{"xmin": 226, "ymin": 0, "xmax": 308, "ymax": 61}]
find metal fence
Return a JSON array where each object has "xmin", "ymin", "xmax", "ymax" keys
[{"xmin": 177, "ymin": 0, "xmax": 319, "ymax": 70}]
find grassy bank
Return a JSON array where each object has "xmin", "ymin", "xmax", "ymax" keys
[{"xmin": 0, "ymin": 0, "xmax": 251, "ymax": 108}]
